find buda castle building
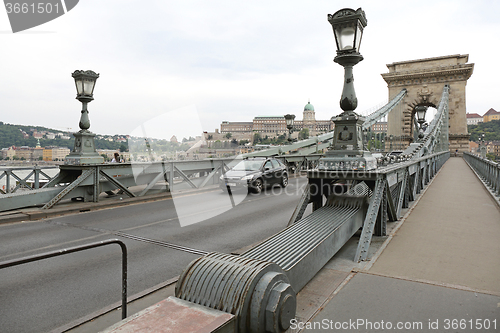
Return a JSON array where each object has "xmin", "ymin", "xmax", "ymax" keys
[{"xmin": 207, "ymin": 102, "xmax": 334, "ymax": 143}]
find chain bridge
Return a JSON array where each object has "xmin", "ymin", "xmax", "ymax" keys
[
  {"xmin": 1, "ymin": 9, "xmax": 499, "ymax": 333},
  {"xmin": 2, "ymin": 68, "xmax": 498, "ymax": 332}
]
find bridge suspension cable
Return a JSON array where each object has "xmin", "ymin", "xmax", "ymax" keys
[
  {"xmin": 418, "ymin": 84, "xmax": 450, "ymax": 153},
  {"xmin": 361, "ymin": 88, "xmax": 407, "ymax": 130},
  {"xmin": 399, "ymin": 84, "xmax": 450, "ymax": 160}
]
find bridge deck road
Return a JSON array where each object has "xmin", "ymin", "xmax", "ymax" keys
[
  {"xmin": 302, "ymin": 157, "xmax": 500, "ymax": 332},
  {"xmin": 0, "ymin": 176, "xmax": 309, "ymax": 333}
]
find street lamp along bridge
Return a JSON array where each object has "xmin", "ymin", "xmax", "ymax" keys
[{"xmin": 65, "ymin": 70, "xmax": 104, "ymax": 165}]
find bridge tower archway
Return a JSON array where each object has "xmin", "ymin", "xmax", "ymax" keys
[{"xmin": 381, "ymin": 54, "xmax": 474, "ymax": 153}]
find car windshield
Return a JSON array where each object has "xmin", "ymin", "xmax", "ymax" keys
[{"xmin": 232, "ymin": 160, "xmax": 264, "ymax": 171}]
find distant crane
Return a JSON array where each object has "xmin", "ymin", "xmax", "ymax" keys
[
  {"xmin": 55, "ymin": 127, "xmax": 72, "ymax": 133},
  {"xmin": 144, "ymin": 138, "xmax": 153, "ymax": 161}
]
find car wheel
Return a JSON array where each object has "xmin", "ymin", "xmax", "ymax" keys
[
  {"xmin": 252, "ymin": 178, "xmax": 263, "ymax": 193},
  {"xmin": 280, "ymin": 174, "xmax": 288, "ymax": 188}
]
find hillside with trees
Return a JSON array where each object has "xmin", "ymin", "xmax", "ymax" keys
[
  {"xmin": 0, "ymin": 122, "xmax": 127, "ymax": 151},
  {"xmin": 468, "ymin": 119, "xmax": 500, "ymax": 141},
  {"xmin": 0, "ymin": 122, "xmax": 202, "ymax": 158}
]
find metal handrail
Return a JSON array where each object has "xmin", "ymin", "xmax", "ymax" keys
[
  {"xmin": 0, "ymin": 239, "xmax": 128, "ymax": 319},
  {"xmin": 463, "ymin": 152, "xmax": 500, "ymax": 197}
]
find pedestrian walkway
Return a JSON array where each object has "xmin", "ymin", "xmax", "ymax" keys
[{"xmin": 298, "ymin": 157, "xmax": 500, "ymax": 332}]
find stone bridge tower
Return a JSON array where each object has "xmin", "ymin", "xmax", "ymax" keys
[{"xmin": 381, "ymin": 54, "xmax": 474, "ymax": 153}]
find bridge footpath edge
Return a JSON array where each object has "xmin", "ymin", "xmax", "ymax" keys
[
  {"xmin": 298, "ymin": 157, "xmax": 500, "ymax": 332},
  {"xmin": 287, "ymin": 154, "xmax": 450, "ymax": 331},
  {"xmin": 463, "ymin": 157, "xmax": 500, "ymax": 209},
  {"xmin": 367, "ymin": 157, "xmax": 500, "ymax": 294}
]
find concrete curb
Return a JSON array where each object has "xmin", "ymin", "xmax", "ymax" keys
[{"xmin": 0, "ymin": 186, "xmax": 219, "ymax": 225}]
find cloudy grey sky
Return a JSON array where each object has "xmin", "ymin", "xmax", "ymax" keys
[{"xmin": 1, "ymin": 0, "xmax": 498, "ymax": 141}]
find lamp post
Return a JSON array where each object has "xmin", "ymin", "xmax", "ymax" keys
[
  {"xmin": 480, "ymin": 133, "xmax": 486, "ymax": 158},
  {"xmin": 284, "ymin": 114, "xmax": 296, "ymax": 142},
  {"xmin": 362, "ymin": 128, "xmax": 368, "ymax": 149},
  {"xmin": 65, "ymin": 70, "xmax": 104, "ymax": 165},
  {"xmin": 317, "ymin": 7, "xmax": 376, "ymax": 171},
  {"xmin": 415, "ymin": 105, "xmax": 428, "ymax": 139}
]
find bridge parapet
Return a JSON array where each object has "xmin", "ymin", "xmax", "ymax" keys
[
  {"xmin": 307, "ymin": 151, "xmax": 449, "ymax": 261},
  {"xmin": 463, "ymin": 152, "xmax": 500, "ymax": 202},
  {"xmin": 0, "ymin": 159, "xmax": 237, "ymax": 211}
]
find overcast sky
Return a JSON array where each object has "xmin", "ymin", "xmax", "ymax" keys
[{"xmin": 1, "ymin": 0, "xmax": 499, "ymax": 141}]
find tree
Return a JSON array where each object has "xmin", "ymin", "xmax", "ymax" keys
[
  {"xmin": 119, "ymin": 143, "xmax": 128, "ymax": 152},
  {"xmin": 298, "ymin": 128, "xmax": 309, "ymax": 140},
  {"xmin": 468, "ymin": 120, "xmax": 500, "ymax": 141},
  {"xmin": 213, "ymin": 140, "xmax": 223, "ymax": 149},
  {"xmin": 253, "ymin": 133, "xmax": 262, "ymax": 145},
  {"xmin": 225, "ymin": 133, "xmax": 232, "ymax": 139},
  {"xmin": 231, "ymin": 138, "xmax": 238, "ymax": 147},
  {"xmin": 486, "ymin": 153, "xmax": 496, "ymax": 161}
]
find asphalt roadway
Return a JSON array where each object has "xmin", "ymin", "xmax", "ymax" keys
[{"xmin": 0, "ymin": 176, "xmax": 309, "ymax": 333}]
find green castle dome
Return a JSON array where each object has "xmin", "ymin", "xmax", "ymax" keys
[{"xmin": 304, "ymin": 101, "xmax": 314, "ymax": 111}]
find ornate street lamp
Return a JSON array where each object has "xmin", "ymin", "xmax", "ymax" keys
[
  {"xmin": 415, "ymin": 105, "xmax": 427, "ymax": 139},
  {"xmin": 284, "ymin": 114, "xmax": 296, "ymax": 142},
  {"xmin": 73, "ymin": 70, "xmax": 98, "ymax": 130},
  {"xmin": 65, "ymin": 70, "xmax": 104, "ymax": 165},
  {"xmin": 480, "ymin": 133, "xmax": 486, "ymax": 158},
  {"xmin": 329, "ymin": 8, "xmax": 366, "ymax": 113},
  {"xmin": 318, "ymin": 8, "xmax": 376, "ymax": 171}
]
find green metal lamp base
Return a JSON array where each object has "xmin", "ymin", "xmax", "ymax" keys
[
  {"xmin": 318, "ymin": 151, "xmax": 377, "ymax": 171},
  {"xmin": 318, "ymin": 110, "xmax": 377, "ymax": 171},
  {"xmin": 65, "ymin": 130, "xmax": 104, "ymax": 165},
  {"xmin": 65, "ymin": 154, "xmax": 104, "ymax": 165}
]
